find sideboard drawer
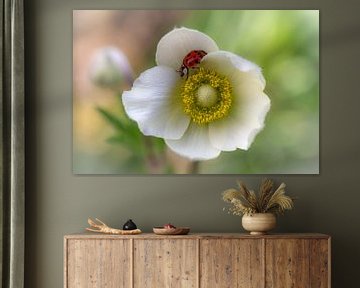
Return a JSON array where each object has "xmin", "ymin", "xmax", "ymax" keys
[
  {"xmin": 265, "ymin": 239, "xmax": 329, "ymax": 288},
  {"xmin": 66, "ymin": 239, "xmax": 131, "ymax": 288},
  {"xmin": 134, "ymin": 239, "xmax": 198, "ymax": 288},
  {"xmin": 200, "ymin": 239, "xmax": 263, "ymax": 288}
]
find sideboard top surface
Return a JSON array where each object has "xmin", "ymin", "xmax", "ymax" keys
[{"xmin": 64, "ymin": 232, "xmax": 330, "ymax": 240}]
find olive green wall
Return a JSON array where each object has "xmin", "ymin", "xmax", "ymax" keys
[{"xmin": 24, "ymin": 0, "xmax": 360, "ymax": 287}]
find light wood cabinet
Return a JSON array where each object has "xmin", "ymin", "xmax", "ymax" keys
[{"xmin": 64, "ymin": 233, "xmax": 330, "ymax": 288}]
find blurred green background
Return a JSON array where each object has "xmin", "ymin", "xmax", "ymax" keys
[{"xmin": 73, "ymin": 10, "xmax": 319, "ymax": 174}]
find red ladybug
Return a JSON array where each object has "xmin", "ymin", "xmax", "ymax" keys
[{"xmin": 178, "ymin": 50, "xmax": 207, "ymax": 79}]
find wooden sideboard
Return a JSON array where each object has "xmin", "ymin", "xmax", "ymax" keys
[{"xmin": 64, "ymin": 233, "xmax": 330, "ymax": 288}]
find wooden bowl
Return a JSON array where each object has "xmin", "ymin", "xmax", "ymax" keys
[
  {"xmin": 242, "ymin": 213, "xmax": 276, "ymax": 235},
  {"xmin": 153, "ymin": 227, "xmax": 190, "ymax": 235}
]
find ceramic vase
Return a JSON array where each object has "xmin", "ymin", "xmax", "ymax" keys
[{"xmin": 242, "ymin": 213, "xmax": 276, "ymax": 235}]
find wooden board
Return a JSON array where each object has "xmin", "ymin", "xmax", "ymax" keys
[
  {"xmin": 65, "ymin": 233, "xmax": 330, "ymax": 240},
  {"xmin": 133, "ymin": 239, "xmax": 198, "ymax": 288},
  {"xmin": 65, "ymin": 239, "xmax": 131, "ymax": 288},
  {"xmin": 200, "ymin": 239, "xmax": 264, "ymax": 288}
]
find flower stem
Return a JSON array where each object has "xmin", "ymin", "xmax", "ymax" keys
[
  {"xmin": 190, "ymin": 161, "xmax": 200, "ymax": 174},
  {"xmin": 143, "ymin": 136, "xmax": 163, "ymax": 173}
]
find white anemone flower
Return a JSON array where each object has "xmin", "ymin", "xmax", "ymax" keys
[{"xmin": 122, "ymin": 28, "xmax": 270, "ymax": 160}]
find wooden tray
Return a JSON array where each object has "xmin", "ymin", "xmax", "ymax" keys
[{"xmin": 153, "ymin": 227, "xmax": 190, "ymax": 235}]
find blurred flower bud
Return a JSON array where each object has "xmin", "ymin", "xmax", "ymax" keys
[{"xmin": 89, "ymin": 47, "xmax": 134, "ymax": 88}]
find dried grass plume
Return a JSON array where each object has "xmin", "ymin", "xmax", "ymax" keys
[{"xmin": 222, "ymin": 179, "xmax": 294, "ymax": 216}]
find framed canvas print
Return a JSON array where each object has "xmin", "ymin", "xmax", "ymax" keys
[{"xmin": 73, "ymin": 10, "xmax": 319, "ymax": 175}]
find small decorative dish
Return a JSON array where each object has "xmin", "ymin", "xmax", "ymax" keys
[{"xmin": 153, "ymin": 227, "xmax": 190, "ymax": 235}]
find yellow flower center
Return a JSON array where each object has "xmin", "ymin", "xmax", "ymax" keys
[
  {"xmin": 196, "ymin": 85, "xmax": 218, "ymax": 107},
  {"xmin": 181, "ymin": 68, "xmax": 232, "ymax": 125}
]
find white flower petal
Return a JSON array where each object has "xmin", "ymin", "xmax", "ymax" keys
[
  {"xmin": 166, "ymin": 123, "xmax": 221, "ymax": 161},
  {"xmin": 122, "ymin": 66, "xmax": 190, "ymax": 140},
  {"xmin": 156, "ymin": 27, "xmax": 219, "ymax": 70},
  {"xmin": 199, "ymin": 50, "xmax": 270, "ymax": 151},
  {"xmin": 202, "ymin": 51, "xmax": 266, "ymax": 90},
  {"xmin": 209, "ymin": 90, "xmax": 270, "ymax": 151}
]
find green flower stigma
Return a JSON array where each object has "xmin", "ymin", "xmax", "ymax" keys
[{"xmin": 181, "ymin": 67, "xmax": 232, "ymax": 125}]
